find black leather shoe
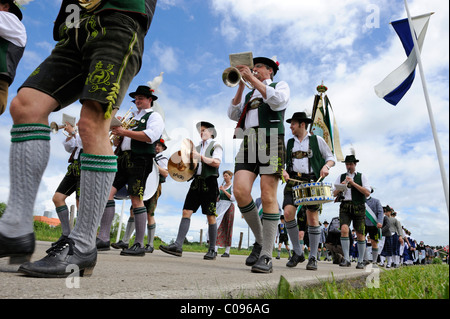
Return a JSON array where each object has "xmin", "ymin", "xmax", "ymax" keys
[
  {"xmin": 245, "ymin": 242, "xmax": 262, "ymax": 266},
  {"xmin": 339, "ymin": 259, "xmax": 351, "ymax": 267},
  {"xmin": 221, "ymin": 252, "xmax": 230, "ymax": 257},
  {"xmin": 251, "ymin": 255, "xmax": 273, "ymax": 273},
  {"xmin": 0, "ymin": 232, "xmax": 35, "ymax": 265},
  {"xmin": 18, "ymin": 237, "xmax": 96, "ymax": 278},
  {"xmin": 111, "ymin": 240, "xmax": 128, "ymax": 250},
  {"xmin": 356, "ymin": 262, "xmax": 365, "ymax": 269},
  {"xmin": 306, "ymin": 256, "xmax": 318, "ymax": 270},
  {"xmin": 96, "ymin": 237, "xmax": 110, "ymax": 251},
  {"xmin": 120, "ymin": 243, "xmax": 145, "ymax": 256},
  {"xmin": 203, "ymin": 249, "xmax": 216, "ymax": 260},
  {"xmin": 144, "ymin": 244, "xmax": 154, "ymax": 253},
  {"xmin": 286, "ymin": 251, "xmax": 305, "ymax": 268},
  {"xmin": 159, "ymin": 243, "xmax": 182, "ymax": 257}
]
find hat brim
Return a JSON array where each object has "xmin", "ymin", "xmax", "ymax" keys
[
  {"xmin": 196, "ymin": 121, "xmax": 217, "ymax": 138},
  {"xmin": 129, "ymin": 92, "xmax": 158, "ymax": 100},
  {"xmin": 253, "ymin": 57, "xmax": 279, "ymax": 75},
  {"xmin": 155, "ymin": 141, "xmax": 167, "ymax": 150},
  {"xmin": 286, "ymin": 118, "xmax": 313, "ymax": 124},
  {"xmin": 8, "ymin": 2, "xmax": 23, "ymax": 20}
]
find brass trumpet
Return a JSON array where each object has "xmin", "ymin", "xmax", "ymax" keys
[
  {"xmin": 109, "ymin": 106, "xmax": 134, "ymax": 145},
  {"xmin": 222, "ymin": 67, "xmax": 255, "ymax": 89},
  {"xmin": 50, "ymin": 122, "xmax": 74, "ymax": 138}
]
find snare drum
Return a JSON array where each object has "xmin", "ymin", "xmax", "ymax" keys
[{"xmin": 292, "ymin": 182, "xmax": 334, "ymax": 206}]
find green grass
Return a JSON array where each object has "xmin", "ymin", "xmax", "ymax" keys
[{"xmin": 249, "ymin": 264, "xmax": 449, "ymax": 299}]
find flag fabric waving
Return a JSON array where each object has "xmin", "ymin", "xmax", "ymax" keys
[
  {"xmin": 310, "ymin": 84, "xmax": 344, "ymax": 162},
  {"xmin": 374, "ymin": 13, "xmax": 432, "ymax": 106}
]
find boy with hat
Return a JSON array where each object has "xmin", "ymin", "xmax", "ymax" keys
[
  {"xmin": 97, "ymin": 84, "xmax": 164, "ymax": 256},
  {"xmin": 333, "ymin": 152, "xmax": 371, "ymax": 269},
  {"xmin": 282, "ymin": 111, "xmax": 335, "ymax": 270},
  {"xmin": 1, "ymin": 0, "xmax": 157, "ymax": 277},
  {"xmin": 227, "ymin": 55, "xmax": 290, "ymax": 273},
  {"xmin": 160, "ymin": 121, "xmax": 223, "ymax": 260},
  {"xmin": 0, "ymin": 0, "xmax": 28, "ymax": 115}
]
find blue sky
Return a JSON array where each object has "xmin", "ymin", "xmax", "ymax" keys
[{"xmin": 0, "ymin": 0, "xmax": 448, "ymax": 247}]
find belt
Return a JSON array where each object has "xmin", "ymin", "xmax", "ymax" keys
[{"xmin": 292, "ymin": 150, "xmax": 311, "ymax": 159}]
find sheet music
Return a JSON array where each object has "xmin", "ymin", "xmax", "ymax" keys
[
  {"xmin": 110, "ymin": 117, "xmax": 122, "ymax": 128},
  {"xmin": 229, "ymin": 52, "xmax": 254, "ymax": 68},
  {"xmin": 62, "ymin": 113, "xmax": 76, "ymax": 127},
  {"xmin": 334, "ymin": 183, "xmax": 347, "ymax": 192}
]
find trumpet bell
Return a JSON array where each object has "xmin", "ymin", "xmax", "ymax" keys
[
  {"xmin": 222, "ymin": 67, "xmax": 241, "ymax": 88},
  {"xmin": 168, "ymin": 138, "xmax": 198, "ymax": 182},
  {"xmin": 50, "ymin": 121, "xmax": 59, "ymax": 134}
]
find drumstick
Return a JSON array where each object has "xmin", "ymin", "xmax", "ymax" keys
[{"xmin": 316, "ymin": 176, "xmax": 323, "ymax": 183}]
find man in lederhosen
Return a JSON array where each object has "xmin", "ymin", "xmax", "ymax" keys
[
  {"xmin": 160, "ymin": 121, "xmax": 222, "ymax": 260},
  {"xmin": 282, "ymin": 112, "xmax": 335, "ymax": 270},
  {"xmin": 228, "ymin": 56, "xmax": 290, "ymax": 273},
  {"xmin": 97, "ymin": 85, "xmax": 163, "ymax": 256},
  {"xmin": 52, "ymin": 121, "xmax": 83, "ymax": 242},
  {"xmin": 333, "ymin": 153, "xmax": 371, "ymax": 269},
  {"xmin": 1, "ymin": 1, "xmax": 158, "ymax": 278}
]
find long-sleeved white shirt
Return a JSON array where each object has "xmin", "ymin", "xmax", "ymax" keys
[
  {"xmin": 120, "ymin": 108, "xmax": 164, "ymax": 151},
  {"xmin": 291, "ymin": 132, "xmax": 336, "ymax": 174},
  {"xmin": 0, "ymin": 11, "xmax": 26, "ymax": 47},
  {"xmin": 63, "ymin": 133, "xmax": 83, "ymax": 160},
  {"xmin": 227, "ymin": 79, "xmax": 290, "ymax": 130}
]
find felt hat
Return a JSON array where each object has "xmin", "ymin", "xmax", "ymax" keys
[
  {"xmin": 253, "ymin": 56, "xmax": 279, "ymax": 75},
  {"xmin": 155, "ymin": 138, "xmax": 167, "ymax": 150},
  {"xmin": 196, "ymin": 121, "xmax": 217, "ymax": 138},
  {"xmin": 286, "ymin": 112, "xmax": 313, "ymax": 124},
  {"xmin": 342, "ymin": 154, "xmax": 359, "ymax": 163},
  {"xmin": 6, "ymin": 0, "xmax": 27, "ymax": 21},
  {"xmin": 129, "ymin": 85, "xmax": 158, "ymax": 101}
]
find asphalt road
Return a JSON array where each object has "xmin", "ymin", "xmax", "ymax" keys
[{"xmin": 0, "ymin": 240, "xmax": 372, "ymax": 299}]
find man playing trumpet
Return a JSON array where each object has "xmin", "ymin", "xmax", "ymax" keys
[
  {"xmin": 227, "ymin": 56, "xmax": 290, "ymax": 273},
  {"xmin": 97, "ymin": 85, "xmax": 164, "ymax": 256}
]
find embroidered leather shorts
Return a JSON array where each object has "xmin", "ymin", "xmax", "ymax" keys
[
  {"xmin": 234, "ymin": 128, "xmax": 285, "ymax": 176},
  {"xmin": 20, "ymin": 11, "xmax": 145, "ymax": 115}
]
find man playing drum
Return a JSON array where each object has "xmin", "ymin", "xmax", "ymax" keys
[{"xmin": 282, "ymin": 112, "xmax": 335, "ymax": 270}]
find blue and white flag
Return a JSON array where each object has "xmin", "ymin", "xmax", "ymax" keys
[{"xmin": 374, "ymin": 13, "xmax": 432, "ymax": 106}]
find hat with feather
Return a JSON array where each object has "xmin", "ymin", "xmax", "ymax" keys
[{"xmin": 342, "ymin": 147, "xmax": 359, "ymax": 163}]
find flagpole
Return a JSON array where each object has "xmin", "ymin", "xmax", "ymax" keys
[{"xmin": 404, "ymin": 0, "xmax": 449, "ymax": 214}]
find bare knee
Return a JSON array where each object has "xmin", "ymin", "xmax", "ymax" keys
[{"xmin": 52, "ymin": 192, "xmax": 66, "ymax": 207}]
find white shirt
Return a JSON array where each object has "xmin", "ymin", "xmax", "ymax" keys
[
  {"xmin": 228, "ymin": 79, "xmax": 290, "ymax": 130},
  {"xmin": 155, "ymin": 152, "xmax": 168, "ymax": 170},
  {"xmin": 334, "ymin": 172, "xmax": 371, "ymax": 201},
  {"xmin": 0, "ymin": 11, "xmax": 26, "ymax": 47},
  {"xmin": 195, "ymin": 138, "xmax": 223, "ymax": 176},
  {"xmin": 120, "ymin": 108, "xmax": 164, "ymax": 151},
  {"xmin": 291, "ymin": 132, "xmax": 336, "ymax": 174},
  {"xmin": 63, "ymin": 134, "xmax": 83, "ymax": 160}
]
